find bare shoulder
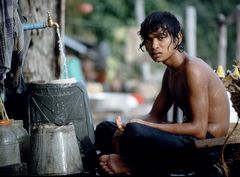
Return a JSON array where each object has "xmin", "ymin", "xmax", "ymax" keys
[
  {"xmin": 187, "ymin": 57, "xmax": 212, "ymax": 70},
  {"xmin": 184, "ymin": 58, "xmax": 212, "ymax": 81}
]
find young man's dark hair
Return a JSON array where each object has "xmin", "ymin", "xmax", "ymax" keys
[{"xmin": 138, "ymin": 11, "xmax": 184, "ymax": 52}]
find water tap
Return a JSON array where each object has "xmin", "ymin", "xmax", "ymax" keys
[{"xmin": 47, "ymin": 12, "xmax": 59, "ymax": 28}]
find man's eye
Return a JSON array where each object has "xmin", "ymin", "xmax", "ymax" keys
[{"xmin": 145, "ymin": 38, "xmax": 152, "ymax": 43}]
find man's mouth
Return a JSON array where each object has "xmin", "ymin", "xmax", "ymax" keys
[{"xmin": 152, "ymin": 52, "xmax": 161, "ymax": 58}]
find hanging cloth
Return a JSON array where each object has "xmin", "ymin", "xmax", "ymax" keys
[{"xmin": 0, "ymin": 0, "xmax": 30, "ymax": 94}]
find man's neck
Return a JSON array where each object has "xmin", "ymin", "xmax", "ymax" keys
[{"xmin": 164, "ymin": 51, "xmax": 187, "ymax": 71}]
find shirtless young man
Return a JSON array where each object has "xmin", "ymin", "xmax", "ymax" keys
[{"xmin": 95, "ymin": 11, "xmax": 230, "ymax": 175}]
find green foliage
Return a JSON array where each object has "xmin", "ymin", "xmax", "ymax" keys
[{"xmin": 66, "ymin": 0, "xmax": 240, "ymax": 76}]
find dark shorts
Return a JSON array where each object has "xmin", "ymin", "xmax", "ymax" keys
[{"xmin": 95, "ymin": 121, "xmax": 214, "ymax": 173}]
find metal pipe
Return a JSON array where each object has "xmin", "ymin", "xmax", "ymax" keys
[
  {"xmin": 23, "ymin": 22, "xmax": 48, "ymax": 30},
  {"xmin": 23, "ymin": 12, "xmax": 59, "ymax": 31}
]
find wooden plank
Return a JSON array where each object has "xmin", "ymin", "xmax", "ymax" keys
[
  {"xmin": 194, "ymin": 122, "xmax": 240, "ymax": 148},
  {"xmin": 194, "ymin": 135, "xmax": 240, "ymax": 148}
]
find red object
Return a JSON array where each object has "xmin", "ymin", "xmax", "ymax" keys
[
  {"xmin": 0, "ymin": 119, "xmax": 12, "ymax": 126},
  {"xmin": 77, "ymin": 3, "xmax": 93, "ymax": 14},
  {"xmin": 132, "ymin": 92, "xmax": 144, "ymax": 104}
]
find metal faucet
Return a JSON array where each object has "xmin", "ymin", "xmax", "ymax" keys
[
  {"xmin": 23, "ymin": 12, "xmax": 59, "ymax": 31},
  {"xmin": 47, "ymin": 12, "xmax": 59, "ymax": 28}
]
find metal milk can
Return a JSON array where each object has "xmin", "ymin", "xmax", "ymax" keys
[
  {"xmin": 11, "ymin": 119, "xmax": 29, "ymax": 164},
  {"xmin": 0, "ymin": 119, "xmax": 21, "ymax": 167},
  {"xmin": 30, "ymin": 123, "xmax": 83, "ymax": 176}
]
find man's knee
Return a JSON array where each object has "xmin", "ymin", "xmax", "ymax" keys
[
  {"xmin": 95, "ymin": 121, "xmax": 117, "ymax": 134},
  {"xmin": 95, "ymin": 121, "xmax": 117, "ymax": 153},
  {"xmin": 120, "ymin": 123, "xmax": 145, "ymax": 144}
]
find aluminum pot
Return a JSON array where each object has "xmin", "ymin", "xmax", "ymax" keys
[{"xmin": 30, "ymin": 123, "xmax": 83, "ymax": 176}]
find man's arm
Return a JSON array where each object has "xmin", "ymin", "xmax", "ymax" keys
[
  {"xmin": 144, "ymin": 69, "xmax": 173, "ymax": 122},
  {"xmin": 129, "ymin": 65, "xmax": 209, "ymax": 139},
  {"xmin": 117, "ymin": 69, "xmax": 173, "ymax": 130}
]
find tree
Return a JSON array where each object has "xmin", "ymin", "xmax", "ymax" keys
[{"xmin": 19, "ymin": 0, "xmax": 65, "ymax": 82}]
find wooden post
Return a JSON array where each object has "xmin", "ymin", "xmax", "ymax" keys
[
  {"xmin": 217, "ymin": 14, "xmax": 227, "ymax": 70},
  {"xmin": 19, "ymin": 0, "xmax": 64, "ymax": 82},
  {"xmin": 134, "ymin": 0, "xmax": 151, "ymax": 81},
  {"xmin": 236, "ymin": 5, "xmax": 240, "ymax": 60},
  {"xmin": 134, "ymin": 0, "xmax": 145, "ymax": 26},
  {"xmin": 186, "ymin": 6, "xmax": 197, "ymax": 57},
  {"xmin": 59, "ymin": 0, "xmax": 66, "ymax": 39}
]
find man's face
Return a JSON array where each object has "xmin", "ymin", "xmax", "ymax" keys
[{"xmin": 144, "ymin": 28, "xmax": 177, "ymax": 63}]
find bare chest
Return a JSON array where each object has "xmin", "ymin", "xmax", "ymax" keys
[{"xmin": 168, "ymin": 72, "xmax": 187, "ymax": 106}]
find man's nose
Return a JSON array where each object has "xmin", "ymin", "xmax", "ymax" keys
[{"xmin": 152, "ymin": 38, "xmax": 159, "ymax": 49}]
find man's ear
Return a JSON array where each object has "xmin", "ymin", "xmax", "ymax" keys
[{"xmin": 177, "ymin": 32, "xmax": 183, "ymax": 45}]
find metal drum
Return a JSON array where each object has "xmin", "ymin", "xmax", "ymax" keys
[
  {"xmin": 0, "ymin": 119, "xmax": 21, "ymax": 167},
  {"xmin": 30, "ymin": 123, "xmax": 83, "ymax": 176}
]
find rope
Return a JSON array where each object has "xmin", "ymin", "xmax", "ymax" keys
[
  {"xmin": 218, "ymin": 119, "xmax": 239, "ymax": 177},
  {"xmin": 218, "ymin": 88, "xmax": 240, "ymax": 176},
  {"xmin": 219, "ymin": 60, "xmax": 240, "ymax": 176},
  {"xmin": 0, "ymin": 97, "xmax": 9, "ymax": 120}
]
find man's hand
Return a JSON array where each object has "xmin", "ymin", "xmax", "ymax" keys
[
  {"xmin": 116, "ymin": 116, "xmax": 125, "ymax": 132},
  {"xmin": 112, "ymin": 116, "xmax": 125, "ymax": 153},
  {"xmin": 117, "ymin": 116, "xmax": 147, "ymax": 130}
]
